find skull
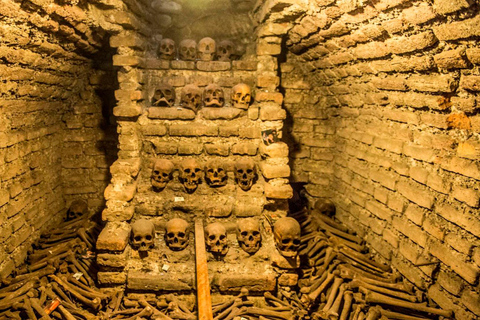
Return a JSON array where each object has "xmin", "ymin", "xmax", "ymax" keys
[
  {"xmin": 273, "ymin": 217, "xmax": 301, "ymax": 258},
  {"xmin": 180, "ymin": 84, "xmax": 202, "ymax": 113},
  {"xmin": 234, "ymin": 158, "xmax": 257, "ymax": 191},
  {"xmin": 165, "ymin": 218, "xmax": 190, "ymax": 251},
  {"xmin": 151, "ymin": 159, "xmax": 174, "ymax": 191},
  {"xmin": 152, "ymin": 84, "xmax": 176, "ymax": 107},
  {"xmin": 179, "ymin": 39, "xmax": 197, "ymax": 61},
  {"xmin": 179, "ymin": 158, "xmax": 203, "ymax": 193},
  {"xmin": 66, "ymin": 200, "xmax": 87, "ymax": 221},
  {"xmin": 131, "ymin": 219, "xmax": 155, "ymax": 252},
  {"xmin": 314, "ymin": 199, "xmax": 336, "ymax": 217},
  {"xmin": 205, "ymin": 160, "xmax": 228, "ymax": 187},
  {"xmin": 217, "ymin": 40, "xmax": 235, "ymax": 61},
  {"xmin": 236, "ymin": 218, "xmax": 262, "ymax": 254},
  {"xmin": 197, "ymin": 37, "xmax": 216, "ymax": 61},
  {"xmin": 203, "ymin": 84, "xmax": 225, "ymax": 108},
  {"xmin": 205, "ymin": 222, "xmax": 228, "ymax": 256},
  {"xmin": 231, "ymin": 83, "xmax": 252, "ymax": 109},
  {"xmin": 158, "ymin": 38, "xmax": 176, "ymax": 60}
]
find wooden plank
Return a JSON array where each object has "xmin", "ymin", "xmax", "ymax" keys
[{"xmin": 195, "ymin": 220, "xmax": 213, "ymax": 320}]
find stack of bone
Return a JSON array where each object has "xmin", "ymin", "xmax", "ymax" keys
[{"xmin": 281, "ymin": 198, "xmax": 454, "ymax": 320}]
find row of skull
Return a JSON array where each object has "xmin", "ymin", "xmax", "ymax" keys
[
  {"xmin": 158, "ymin": 38, "xmax": 237, "ymax": 62},
  {"xmin": 152, "ymin": 158, "xmax": 257, "ymax": 193},
  {"xmin": 152, "ymin": 83, "xmax": 252, "ymax": 112},
  {"xmin": 130, "ymin": 217, "xmax": 301, "ymax": 258}
]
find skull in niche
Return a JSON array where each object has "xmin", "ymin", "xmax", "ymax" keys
[
  {"xmin": 158, "ymin": 38, "xmax": 175, "ymax": 60},
  {"xmin": 273, "ymin": 217, "xmax": 301, "ymax": 258},
  {"xmin": 131, "ymin": 219, "xmax": 155, "ymax": 252},
  {"xmin": 180, "ymin": 84, "xmax": 202, "ymax": 113},
  {"xmin": 66, "ymin": 200, "xmax": 87, "ymax": 221},
  {"xmin": 197, "ymin": 37, "xmax": 216, "ymax": 61},
  {"xmin": 151, "ymin": 159, "xmax": 174, "ymax": 191},
  {"xmin": 205, "ymin": 160, "xmax": 228, "ymax": 187},
  {"xmin": 165, "ymin": 218, "xmax": 190, "ymax": 251},
  {"xmin": 231, "ymin": 83, "xmax": 252, "ymax": 109},
  {"xmin": 234, "ymin": 158, "xmax": 257, "ymax": 191},
  {"xmin": 179, "ymin": 158, "xmax": 203, "ymax": 193},
  {"xmin": 205, "ymin": 222, "xmax": 228, "ymax": 256},
  {"xmin": 179, "ymin": 39, "xmax": 197, "ymax": 61},
  {"xmin": 314, "ymin": 199, "xmax": 336, "ymax": 218},
  {"xmin": 217, "ymin": 40, "xmax": 235, "ymax": 61},
  {"xmin": 237, "ymin": 218, "xmax": 262, "ymax": 254},
  {"xmin": 203, "ymin": 84, "xmax": 225, "ymax": 108},
  {"xmin": 152, "ymin": 84, "xmax": 175, "ymax": 107}
]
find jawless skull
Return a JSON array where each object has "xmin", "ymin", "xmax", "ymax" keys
[
  {"xmin": 158, "ymin": 38, "xmax": 176, "ymax": 60},
  {"xmin": 205, "ymin": 160, "xmax": 228, "ymax": 187},
  {"xmin": 237, "ymin": 218, "xmax": 262, "ymax": 254},
  {"xmin": 179, "ymin": 39, "xmax": 197, "ymax": 61},
  {"xmin": 273, "ymin": 217, "xmax": 301, "ymax": 258},
  {"xmin": 231, "ymin": 83, "xmax": 252, "ymax": 109},
  {"xmin": 197, "ymin": 37, "xmax": 216, "ymax": 61},
  {"xmin": 151, "ymin": 159, "xmax": 174, "ymax": 191},
  {"xmin": 66, "ymin": 200, "xmax": 87, "ymax": 221},
  {"xmin": 203, "ymin": 84, "xmax": 225, "ymax": 108},
  {"xmin": 217, "ymin": 40, "xmax": 235, "ymax": 61},
  {"xmin": 314, "ymin": 199, "xmax": 336, "ymax": 218},
  {"xmin": 152, "ymin": 84, "xmax": 175, "ymax": 107},
  {"xmin": 180, "ymin": 84, "xmax": 202, "ymax": 113},
  {"xmin": 234, "ymin": 158, "xmax": 257, "ymax": 191},
  {"xmin": 179, "ymin": 158, "xmax": 203, "ymax": 193},
  {"xmin": 205, "ymin": 222, "xmax": 228, "ymax": 256},
  {"xmin": 131, "ymin": 219, "xmax": 155, "ymax": 252},
  {"xmin": 165, "ymin": 218, "xmax": 190, "ymax": 251}
]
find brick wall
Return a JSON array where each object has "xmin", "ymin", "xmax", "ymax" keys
[
  {"xmin": 0, "ymin": 0, "xmax": 141, "ymax": 278},
  {"xmin": 283, "ymin": 0, "xmax": 480, "ymax": 318}
]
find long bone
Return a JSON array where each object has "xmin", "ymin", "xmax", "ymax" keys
[
  {"xmin": 6, "ymin": 266, "xmax": 55, "ymax": 286},
  {"xmin": 50, "ymin": 282, "xmax": 74, "ymax": 305},
  {"xmin": 67, "ymin": 275, "xmax": 109, "ymax": 300},
  {"xmin": 138, "ymin": 298, "xmax": 174, "ymax": 320},
  {"xmin": 314, "ymin": 213, "xmax": 350, "ymax": 233},
  {"xmin": 225, "ymin": 306, "xmax": 248, "ymax": 320},
  {"xmin": 167, "ymin": 301, "xmax": 196, "ymax": 320},
  {"xmin": 317, "ymin": 219, "xmax": 364, "ymax": 244},
  {"xmin": 340, "ymin": 246, "xmax": 390, "ymax": 272},
  {"xmin": 307, "ymin": 271, "xmax": 338, "ymax": 306},
  {"xmin": 322, "ymin": 277, "xmax": 344, "ymax": 313},
  {"xmin": 264, "ymin": 292, "xmax": 290, "ymax": 308},
  {"xmin": 376, "ymin": 306, "xmax": 433, "ymax": 320},
  {"xmin": 214, "ymin": 297, "xmax": 253, "ymax": 320},
  {"xmin": 124, "ymin": 306, "xmax": 153, "ymax": 320},
  {"xmin": 66, "ymin": 253, "xmax": 95, "ymax": 287},
  {"xmin": 165, "ymin": 294, "xmax": 195, "ymax": 316},
  {"xmin": 49, "ymin": 275, "xmax": 101, "ymax": 311},
  {"xmin": 328, "ymin": 235, "xmax": 366, "ymax": 252},
  {"xmin": 338, "ymin": 264, "xmax": 398, "ymax": 283},
  {"xmin": 57, "ymin": 305, "xmax": 76, "ymax": 320},
  {"xmin": 339, "ymin": 291, "xmax": 353, "ymax": 320},
  {"xmin": 337, "ymin": 253, "xmax": 389, "ymax": 278},
  {"xmin": 30, "ymin": 297, "xmax": 53, "ymax": 320},
  {"xmin": 244, "ymin": 307, "xmax": 292, "ymax": 320},
  {"xmin": 45, "ymin": 284, "xmax": 96, "ymax": 320},
  {"xmin": 29, "ymin": 239, "xmax": 80, "ymax": 262},
  {"xmin": 364, "ymin": 290, "xmax": 453, "ymax": 318},
  {"xmin": 22, "ymin": 297, "xmax": 37, "ymax": 320},
  {"xmin": 353, "ymin": 280, "xmax": 417, "ymax": 303},
  {"xmin": 326, "ymin": 283, "xmax": 346, "ymax": 320},
  {"xmin": 212, "ymin": 287, "xmax": 249, "ymax": 314}
]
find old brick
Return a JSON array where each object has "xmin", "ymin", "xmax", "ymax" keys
[
  {"xmin": 372, "ymin": 76, "xmax": 407, "ymax": 91},
  {"xmin": 219, "ymin": 126, "xmax": 239, "ymax": 137},
  {"xmin": 151, "ymin": 141, "xmax": 177, "ymax": 155},
  {"xmin": 436, "ymin": 203, "xmax": 480, "ymax": 237},
  {"xmin": 365, "ymin": 200, "xmax": 394, "ymax": 221},
  {"xmin": 393, "ymin": 216, "xmax": 427, "ymax": 247},
  {"xmin": 97, "ymin": 272, "xmax": 127, "ymax": 285},
  {"xmin": 217, "ymin": 273, "xmax": 276, "ymax": 293},
  {"xmin": 434, "ymin": 49, "xmax": 469, "ymax": 69},
  {"xmin": 460, "ymin": 289, "xmax": 480, "ymax": 315},
  {"xmin": 142, "ymin": 125, "xmax": 167, "ymax": 136},
  {"xmin": 169, "ymin": 124, "xmax": 218, "ymax": 137},
  {"xmin": 258, "ymin": 74, "xmax": 280, "ymax": 88},
  {"xmin": 445, "ymin": 232, "xmax": 472, "ymax": 255},
  {"xmin": 112, "ymin": 55, "xmax": 143, "ymax": 67},
  {"xmin": 409, "ymin": 167, "xmax": 429, "ymax": 184},
  {"xmin": 264, "ymin": 182, "xmax": 293, "ymax": 199},
  {"xmin": 110, "ymin": 33, "xmax": 146, "ymax": 49},
  {"xmin": 353, "ymin": 42, "xmax": 389, "ymax": 60},
  {"xmin": 104, "ymin": 182, "xmax": 136, "ymax": 202},
  {"xmin": 201, "ymin": 108, "xmax": 242, "ymax": 120},
  {"xmin": 460, "ymin": 75, "xmax": 480, "ymax": 92},
  {"xmin": 432, "ymin": 15, "xmax": 480, "ymax": 40},
  {"xmin": 396, "ymin": 180, "xmax": 435, "ymax": 209},
  {"xmin": 239, "ymin": 126, "xmax": 260, "ymax": 139},
  {"xmin": 259, "ymin": 142, "xmax": 289, "ymax": 158},
  {"xmin": 433, "ymin": 0, "xmax": 470, "ymax": 14},
  {"xmin": 97, "ymin": 248, "xmax": 130, "ymax": 268},
  {"xmin": 386, "ymin": 31, "xmax": 437, "ymax": 54},
  {"xmin": 248, "ymin": 107, "xmax": 259, "ymax": 120},
  {"xmin": 171, "ymin": 60, "xmax": 195, "ymax": 70},
  {"xmin": 441, "ymin": 157, "xmax": 480, "ymax": 180},
  {"xmin": 452, "ymin": 185, "xmax": 479, "ymax": 207},
  {"xmin": 205, "ymin": 143, "xmax": 229, "ymax": 156},
  {"xmin": 148, "ymin": 108, "xmax": 196, "ymax": 120},
  {"xmin": 113, "ymin": 104, "xmax": 142, "ymax": 117},
  {"xmin": 178, "ymin": 143, "xmax": 203, "ymax": 155},
  {"xmin": 232, "ymin": 60, "xmax": 257, "ymax": 71},
  {"xmin": 406, "ymin": 74, "xmax": 458, "ymax": 93},
  {"xmin": 259, "ymin": 162, "xmax": 290, "ymax": 179},
  {"xmin": 466, "ymin": 48, "xmax": 480, "ymax": 64},
  {"xmin": 402, "ymin": 3, "xmax": 437, "ymax": 25},
  {"xmin": 196, "ymin": 61, "xmax": 231, "ymax": 72},
  {"xmin": 96, "ymin": 222, "xmax": 130, "ymax": 251}
]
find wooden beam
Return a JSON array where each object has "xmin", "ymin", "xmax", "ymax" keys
[{"xmin": 195, "ymin": 220, "xmax": 213, "ymax": 320}]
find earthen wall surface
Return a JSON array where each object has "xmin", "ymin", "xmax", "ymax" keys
[{"xmin": 283, "ymin": 0, "xmax": 480, "ymax": 317}]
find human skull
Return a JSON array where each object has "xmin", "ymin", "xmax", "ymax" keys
[
  {"xmin": 158, "ymin": 38, "xmax": 176, "ymax": 60},
  {"xmin": 314, "ymin": 199, "xmax": 336, "ymax": 217},
  {"xmin": 273, "ymin": 217, "xmax": 301, "ymax": 258},
  {"xmin": 151, "ymin": 159, "xmax": 174, "ymax": 191},
  {"xmin": 237, "ymin": 218, "xmax": 262, "ymax": 254},
  {"xmin": 234, "ymin": 158, "xmax": 257, "ymax": 191},
  {"xmin": 217, "ymin": 40, "xmax": 235, "ymax": 61},
  {"xmin": 179, "ymin": 39, "xmax": 197, "ymax": 61},
  {"xmin": 179, "ymin": 158, "xmax": 203, "ymax": 193},
  {"xmin": 197, "ymin": 37, "xmax": 216, "ymax": 61},
  {"xmin": 66, "ymin": 200, "xmax": 87, "ymax": 221},
  {"xmin": 205, "ymin": 160, "xmax": 228, "ymax": 187},
  {"xmin": 231, "ymin": 83, "xmax": 252, "ymax": 109},
  {"xmin": 180, "ymin": 84, "xmax": 202, "ymax": 113},
  {"xmin": 203, "ymin": 84, "xmax": 225, "ymax": 108},
  {"xmin": 165, "ymin": 218, "xmax": 190, "ymax": 251},
  {"xmin": 152, "ymin": 84, "xmax": 175, "ymax": 107},
  {"xmin": 205, "ymin": 222, "xmax": 228, "ymax": 256},
  {"xmin": 131, "ymin": 219, "xmax": 155, "ymax": 252}
]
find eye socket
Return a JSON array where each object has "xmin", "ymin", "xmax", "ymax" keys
[
  {"xmin": 252, "ymin": 231, "xmax": 260, "ymax": 236},
  {"xmin": 282, "ymin": 239, "xmax": 290, "ymax": 244},
  {"xmin": 237, "ymin": 169, "xmax": 244, "ymax": 174},
  {"xmin": 207, "ymin": 169, "xmax": 214, "ymax": 173},
  {"xmin": 247, "ymin": 169, "xmax": 253, "ymax": 174},
  {"xmin": 135, "ymin": 236, "xmax": 142, "ymax": 241},
  {"xmin": 153, "ymin": 170, "xmax": 160, "ymax": 175},
  {"xmin": 218, "ymin": 168, "xmax": 224, "ymax": 173},
  {"xmin": 209, "ymin": 235, "xmax": 216, "ymax": 241},
  {"xmin": 146, "ymin": 235, "xmax": 152, "ymax": 241},
  {"xmin": 162, "ymin": 173, "xmax": 169, "ymax": 177},
  {"xmin": 178, "ymin": 232, "xmax": 185, "ymax": 238},
  {"xmin": 185, "ymin": 169, "xmax": 191, "ymax": 173},
  {"xmin": 195, "ymin": 168, "xmax": 201, "ymax": 172},
  {"xmin": 219, "ymin": 235, "xmax": 226, "ymax": 240},
  {"xmin": 293, "ymin": 239, "xmax": 301, "ymax": 245},
  {"xmin": 167, "ymin": 232, "xmax": 175, "ymax": 238},
  {"xmin": 241, "ymin": 231, "xmax": 248, "ymax": 237}
]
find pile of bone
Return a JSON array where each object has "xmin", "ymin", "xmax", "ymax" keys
[
  {"xmin": 283, "ymin": 199, "xmax": 454, "ymax": 320},
  {"xmin": 158, "ymin": 38, "xmax": 237, "ymax": 62},
  {"xmin": 0, "ymin": 200, "xmax": 105, "ymax": 320}
]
